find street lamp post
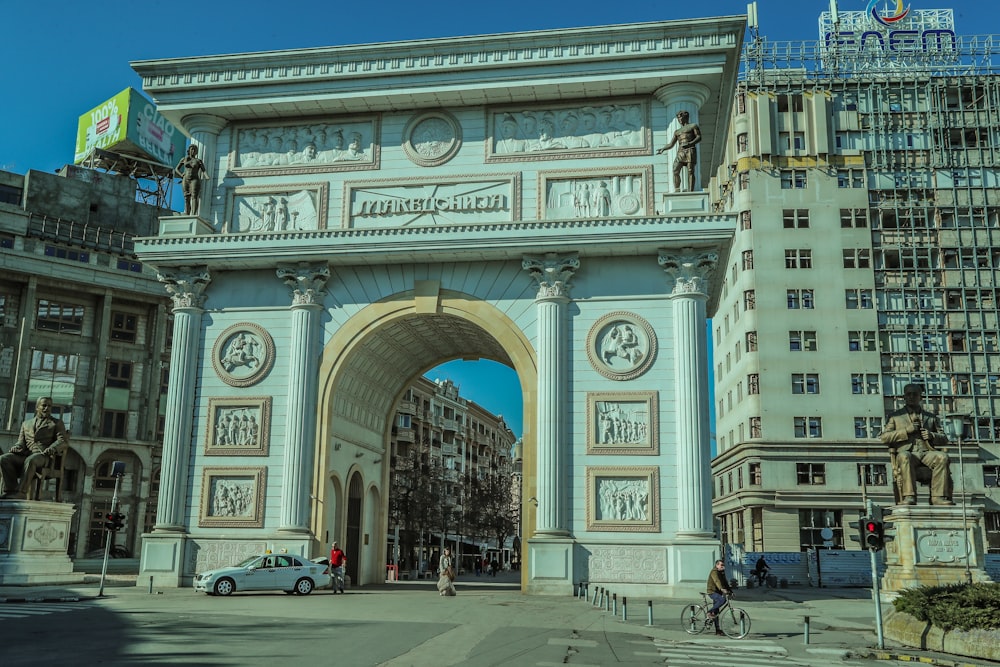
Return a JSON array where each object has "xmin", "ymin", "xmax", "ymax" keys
[{"xmin": 946, "ymin": 413, "xmax": 973, "ymax": 585}]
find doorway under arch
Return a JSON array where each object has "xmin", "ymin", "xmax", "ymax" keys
[{"xmin": 313, "ymin": 287, "xmax": 537, "ymax": 588}]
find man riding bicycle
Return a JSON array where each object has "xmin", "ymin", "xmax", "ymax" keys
[{"xmin": 706, "ymin": 559, "xmax": 731, "ymax": 636}]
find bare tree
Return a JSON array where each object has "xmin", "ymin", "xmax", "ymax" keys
[{"xmin": 466, "ymin": 468, "xmax": 518, "ymax": 558}]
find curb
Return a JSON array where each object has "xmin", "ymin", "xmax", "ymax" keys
[{"xmin": 858, "ymin": 650, "xmax": 994, "ymax": 667}]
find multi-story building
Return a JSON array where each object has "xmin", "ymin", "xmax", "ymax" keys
[
  {"xmin": 387, "ymin": 376, "xmax": 517, "ymax": 572},
  {"xmin": 0, "ymin": 165, "xmax": 171, "ymax": 559},
  {"xmin": 710, "ymin": 6, "xmax": 1000, "ymax": 554}
]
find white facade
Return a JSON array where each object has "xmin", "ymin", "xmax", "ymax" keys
[{"xmin": 133, "ymin": 17, "xmax": 745, "ymax": 595}]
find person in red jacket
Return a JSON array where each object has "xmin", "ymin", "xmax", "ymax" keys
[{"xmin": 329, "ymin": 541, "xmax": 346, "ymax": 593}]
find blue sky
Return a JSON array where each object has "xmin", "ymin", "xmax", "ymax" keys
[{"xmin": 2, "ymin": 0, "xmax": 995, "ymax": 436}]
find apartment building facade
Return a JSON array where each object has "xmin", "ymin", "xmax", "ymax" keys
[
  {"xmin": 709, "ymin": 6, "xmax": 1000, "ymax": 554},
  {"xmin": 0, "ymin": 165, "xmax": 171, "ymax": 559}
]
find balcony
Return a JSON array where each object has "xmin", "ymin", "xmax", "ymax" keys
[
  {"xmin": 395, "ymin": 428, "xmax": 415, "ymax": 442},
  {"xmin": 398, "ymin": 400, "xmax": 417, "ymax": 415}
]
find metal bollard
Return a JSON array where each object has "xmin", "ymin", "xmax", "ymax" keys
[
  {"xmin": 647, "ymin": 600, "xmax": 654, "ymax": 627},
  {"xmin": 612, "ymin": 593, "xmax": 617, "ymax": 616},
  {"xmin": 622, "ymin": 596, "xmax": 628, "ymax": 622},
  {"xmin": 605, "ymin": 590, "xmax": 611, "ymax": 611},
  {"xmin": 804, "ymin": 615, "xmax": 810, "ymax": 644},
  {"xmin": 592, "ymin": 586, "xmax": 599, "ymax": 606},
  {"xmin": 148, "ymin": 576, "xmax": 153, "ymax": 594}
]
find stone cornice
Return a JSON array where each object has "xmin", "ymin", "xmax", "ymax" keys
[{"xmin": 133, "ymin": 19, "xmax": 745, "ymax": 96}]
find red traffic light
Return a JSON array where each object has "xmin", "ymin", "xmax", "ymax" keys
[{"xmin": 865, "ymin": 521, "xmax": 878, "ymax": 532}]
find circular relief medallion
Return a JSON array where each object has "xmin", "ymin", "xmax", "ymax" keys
[
  {"xmin": 586, "ymin": 311, "xmax": 657, "ymax": 381},
  {"xmin": 402, "ymin": 110, "xmax": 462, "ymax": 167},
  {"xmin": 212, "ymin": 322, "xmax": 275, "ymax": 388},
  {"xmin": 617, "ymin": 193, "xmax": 641, "ymax": 215}
]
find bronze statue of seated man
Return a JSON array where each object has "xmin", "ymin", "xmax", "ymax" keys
[{"xmin": 880, "ymin": 384, "xmax": 954, "ymax": 506}]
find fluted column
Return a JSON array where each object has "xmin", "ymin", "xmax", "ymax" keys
[
  {"xmin": 155, "ymin": 267, "xmax": 211, "ymax": 531},
  {"xmin": 653, "ymin": 83, "xmax": 711, "ymax": 192},
  {"xmin": 658, "ymin": 248, "xmax": 717, "ymax": 537},
  {"xmin": 181, "ymin": 114, "xmax": 227, "ymax": 221},
  {"xmin": 522, "ymin": 253, "xmax": 579, "ymax": 537},
  {"xmin": 276, "ymin": 263, "xmax": 330, "ymax": 532}
]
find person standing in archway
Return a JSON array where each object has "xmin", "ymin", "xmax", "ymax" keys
[{"xmin": 329, "ymin": 541, "xmax": 347, "ymax": 593}]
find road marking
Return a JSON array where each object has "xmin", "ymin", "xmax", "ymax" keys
[{"xmin": 0, "ymin": 602, "xmax": 92, "ymax": 620}]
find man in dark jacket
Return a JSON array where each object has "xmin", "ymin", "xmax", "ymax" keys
[{"xmin": 707, "ymin": 559, "xmax": 731, "ymax": 636}]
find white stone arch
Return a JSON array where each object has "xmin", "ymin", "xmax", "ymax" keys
[{"xmin": 313, "ymin": 287, "xmax": 537, "ymax": 587}]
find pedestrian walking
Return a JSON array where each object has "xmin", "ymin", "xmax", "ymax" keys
[{"xmin": 437, "ymin": 547, "xmax": 456, "ymax": 596}]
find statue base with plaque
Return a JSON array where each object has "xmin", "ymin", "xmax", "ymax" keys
[
  {"xmin": 0, "ymin": 499, "xmax": 86, "ymax": 585},
  {"xmin": 881, "ymin": 504, "xmax": 993, "ymax": 593}
]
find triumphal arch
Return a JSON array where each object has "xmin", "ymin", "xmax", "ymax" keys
[{"xmin": 132, "ymin": 16, "xmax": 744, "ymax": 595}]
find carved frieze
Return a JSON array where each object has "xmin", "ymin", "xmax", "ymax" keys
[
  {"xmin": 226, "ymin": 183, "xmax": 329, "ymax": 233},
  {"xmin": 211, "ymin": 322, "xmax": 276, "ymax": 388},
  {"xmin": 539, "ymin": 167, "xmax": 652, "ymax": 220},
  {"xmin": 229, "ymin": 116, "xmax": 380, "ymax": 176},
  {"xmin": 198, "ymin": 467, "xmax": 267, "ymax": 528},
  {"xmin": 487, "ymin": 99, "xmax": 650, "ymax": 162},
  {"xmin": 586, "ymin": 311, "xmax": 657, "ymax": 381},
  {"xmin": 586, "ymin": 466, "xmax": 660, "ymax": 532},
  {"xmin": 586, "ymin": 391, "xmax": 658, "ymax": 455}
]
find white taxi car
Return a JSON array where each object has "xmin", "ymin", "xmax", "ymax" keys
[{"xmin": 194, "ymin": 553, "xmax": 331, "ymax": 596}]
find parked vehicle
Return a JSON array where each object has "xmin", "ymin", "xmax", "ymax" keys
[{"xmin": 194, "ymin": 553, "xmax": 331, "ymax": 596}]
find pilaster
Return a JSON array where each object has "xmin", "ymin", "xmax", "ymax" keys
[
  {"xmin": 659, "ymin": 248, "xmax": 717, "ymax": 537},
  {"xmin": 522, "ymin": 253, "xmax": 579, "ymax": 537},
  {"xmin": 275, "ymin": 263, "xmax": 330, "ymax": 532}
]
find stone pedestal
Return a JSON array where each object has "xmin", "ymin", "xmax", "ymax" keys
[
  {"xmin": 158, "ymin": 214, "xmax": 214, "ymax": 237},
  {"xmin": 0, "ymin": 500, "xmax": 86, "ymax": 585},
  {"xmin": 526, "ymin": 537, "xmax": 574, "ymax": 595},
  {"xmin": 882, "ymin": 504, "xmax": 993, "ymax": 592}
]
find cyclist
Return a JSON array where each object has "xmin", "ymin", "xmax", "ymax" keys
[
  {"xmin": 706, "ymin": 559, "xmax": 731, "ymax": 636},
  {"xmin": 754, "ymin": 555, "xmax": 770, "ymax": 587}
]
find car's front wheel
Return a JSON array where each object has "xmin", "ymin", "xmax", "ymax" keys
[
  {"xmin": 295, "ymin": 578, "xmax": 314, "ymax": 595},
  {"xmin": 214, "ymin": 578, "xmax": 235, "ymax": 596}
]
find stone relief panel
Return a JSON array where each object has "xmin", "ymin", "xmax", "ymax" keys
[
  {"xmin": 402, "ymin": 110, "xmax": 462, "ymax": 167},
  {"xmin": 486, "ymin": 99, "xmax": 649, "ymax": 162},
  {"xmin": 587, "ymin": 545, "xmax": 667, "ymax": 583},
  {"xmin": 187, "ymin": 538, "xmax": 268, "ymax": 576},
  {"xmin": 226, "ymin": 183, "xmax": 329, "ymax": 234},
  {"xmin": 539, "ymin": 168, "xmax": 651, "ymax": 220},
  {"xmin": 586, "ymin": 466, "xmax": 660, "ymax": 532},
  {"xmin": 586, "ymin": 311, "xmax": 657, "ymax": 381},
  {"xmin": 23, "ymin": 518, "xmax": 70, "ymax": 550},
  {"xmin": 344, "ymin": 175, "xmax": 520, "ymax": 228},
  {"xmin": 211, "ymin": 322, "xmax": 276, "ymax": 388},
  {"xmin": 198, "ymin": 467, "xmax": 266, "ymax": 528},
  {"xmin": 204, "ymin": 396, "xmax": 271, "ymax": 456},
  {"xmin": 229, "ymin": 116, "xmax": 380, "ymax": 176},
  {"xmin": 586, "ymin": 391, "xmax": 658, "ymax": 456}
]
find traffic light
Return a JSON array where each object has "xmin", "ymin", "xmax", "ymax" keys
[
  {"xmin": 848, "ymin": 519, "xmax": 863, "ymax": 545},
  {"xmin": 104, "ymin": 512, "xmax": 117, "ymax": 532},
  {"xmin": 112, "ymin": 511, "xmax": 126, "ymax": 531},
  {"xmin": 864, "ymin": 518, "xmax": 884, "ymax": 551}
]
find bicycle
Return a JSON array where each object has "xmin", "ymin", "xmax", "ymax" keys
[{"xmin": 681, "ymin": 592, "xmax": 752, "ymax": 639}]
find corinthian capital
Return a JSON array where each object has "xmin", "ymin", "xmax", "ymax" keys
[
  {"xmin": 157, "ymin": 267, "xmax": 211, "ymax": 310},
  {"xmin": 658, "ymin": 248, "xmax": 717, "ymax": 296},
  {"xmin": 277, "ymin": 263, "xmax": 331, "ymax": 306},
  {"xmin": 522, "ymin": 253, "xmax": 580, "ymax": 300}
]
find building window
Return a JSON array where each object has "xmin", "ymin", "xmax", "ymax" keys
[
  {"xmin": 749, "ymin": 462, "xmax": 762, "ymax": 485},
  {"xmin": 737, "ymin": 132, "xmax": 749, "ymax": 152},
  {"xmin": 849, "ymin": 330, "xmax": 877, "ymax": 351},
  {"xmin": 778, "ymin": 93, "xmax": 804, "ymax": 112},
  {"xmin": 837, "ymin": 169, "xmax": 864, "ymax": 188},
  {"xmin": 0, "ymin": 183, "xmax": 23, "ymax": 205},
  {"xmin": 843, "ymin": 249, "xmax": 871, "ymax": 269},
  {"xmin": 110, "ymin": 311, "xmax": 138, "ymax": 343},
  {"xmin": 746, "ymin": 331, "xmax": 757, "ymax": 351},
  {"xmin": 854, "ymin": 416, "xmax": 883, "ymax": 438},
  {"xmin": 783, "ymin": 209, "xmax": 810, "ymax": 229},
  {"xmin": 0, "ymin": 233, "xmax": 13, "ymax": 249},
  {"xmin": 44, "ymin": 245, "xmax": 90, "ymax": 263},
  {"xmin": 117, "ymin": 259, "xmax": 143, "ymax": 273},
  {"xmin": 794, "ymin": 417, "xmax": 823, "ymax": 438},
  {"xmin": 738, "ymin": 172, "xmax": 750, "ymax": 190},
  {"xmin": 36, "ymin": 300, "xmax": 84, "ymax": 335},
  {"xmin": 799, "ymin": 509, "xmax": 841, "ymax": 551},
  {"xmin": 742, "ymin": 250, "xmax": 754, "ymax": 270},
  {"xmin": 983, "ymin": 465, "xmax": 1000, "ymax": 488},
  {"xmin": 100, "ymin": 411, "xmax": 128, "ymax": 439},
  {"xmin": 780, "ymin": 170, "xmax": 808, "ymax": 189},
  {"xmin": 787, "ymin": 289, "xmax": 815, "ymax": 309},
  {"xmin": 845, "ymin": 289, "xmax": 874, "ymax": 309},
  {"xmin": 840, "ymin": 208, "xmax": 868, "ymax": 228},
  {"xmin": 796, "ymin": 463, "xmax": 826, "ymax": 485},
  {"xmin": 789, "ymin": 330, "xmax": 817, "ymax": 351},
  {"xmin": 858, "ymin": 464, "xmax": 889, "ymax": 486},
  {"xmin": 851, "ymin": 373, "xmax": 880, "ymax": 394},
  {"xmin": 749, "ymin": 416, "xmax": 762, "ymax": 438},
  {"xmin": 740, "ymin": 211, "xmax": 752, "ymax": 230},
  {"xmin": 106, "ymin": 361, "xmax": 133, "ymax": 389},
  {"xmin": 791, "ymin": 373, "xmax": 820, "ymax": 394},
  {"xmin": 785, "ymin": 250, "xmax": 812, "ymax": 269},
  {"xmin": 736, "ymin": 92, "xmax": 747, "ymax": 114},
  {"xmin": 748, "ymin": 374, "xmax": 759, "ymax": 395},
  {"xmin": 743, "ymin": 290, "xmax": 756, "ymax": 311}
]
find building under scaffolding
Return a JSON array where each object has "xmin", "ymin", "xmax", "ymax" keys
[{"xmin": 710, "ymin": 7, "xmax": 1000, "ymax": 554}]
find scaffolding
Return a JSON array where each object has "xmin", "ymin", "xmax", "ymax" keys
[{"xmin": 78, "ymin": 147, "xmax": 175, "ymax": 209}]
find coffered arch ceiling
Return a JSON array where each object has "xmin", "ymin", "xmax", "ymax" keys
[{"xmin": 332, "ymin": 313, "xmax": 514, "ymax": 434}]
